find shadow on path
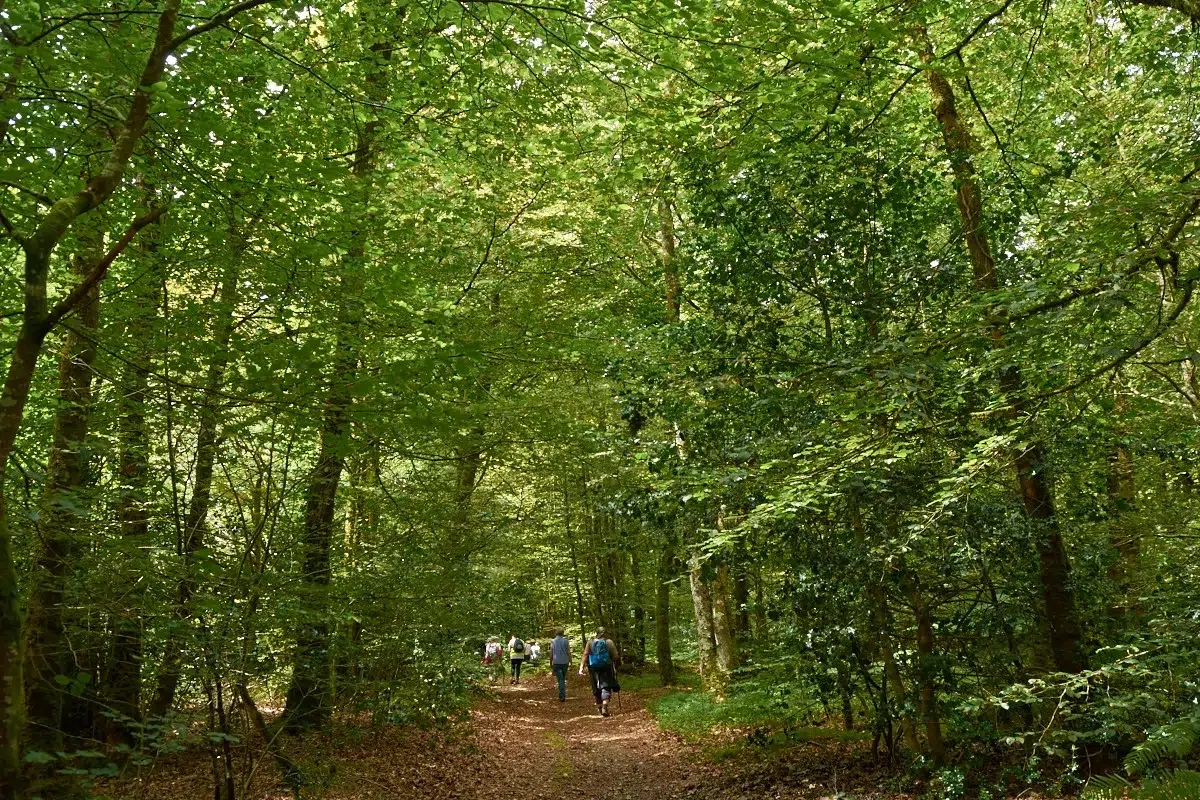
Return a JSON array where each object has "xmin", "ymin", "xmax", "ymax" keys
[{"xmin": 470, "ymin": 671, "xmax": 695, "ymax": 800}]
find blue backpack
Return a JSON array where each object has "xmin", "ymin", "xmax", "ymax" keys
[{"xmin": 588, "ymin": 638, "xmax": 611, "ymax": 668}]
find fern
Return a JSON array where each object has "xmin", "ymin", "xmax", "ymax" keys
[
  {"xmin": 1125, "ymin": 715, "xmax": 1200, "ymax": 776},
  {"xmin": 1085, "ymin": 714, "xmax": 1200, "ymax": 800},
  {"xmin": 1086, "ymin": 771, "xmax": 1200, "ymax": 800}
]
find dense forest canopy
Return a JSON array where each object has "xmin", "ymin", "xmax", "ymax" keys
[{"xmin": 0, "ymin": 0, "xmax": 1198, "ymax": 797}]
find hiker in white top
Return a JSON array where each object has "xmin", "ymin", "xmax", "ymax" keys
[
  {"xmin": 483, "ymin": 637, "xmax": 503, "ymax": 682},
  {"xmin": 507, "ymin": 635, "xmax": 527, "ymax": 684},
  {"xmin": 528, "ymin": 641, "xmax": 541, "ymax": 663}
]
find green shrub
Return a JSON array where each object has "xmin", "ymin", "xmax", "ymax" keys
[{"xmin": 647, "ymin": 679, "xmax": 867, "ymax": 748}]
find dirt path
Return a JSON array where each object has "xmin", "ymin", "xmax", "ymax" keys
[
  {"xmin": 466, "ymin": 671, "xmax": 698, "ymax": 800},
  {"xmin": 452, "ymin": 671, "xmax": 900, "ymax": 800},
  {"xmin": 102, "ymin": 671, "xmax": 903, "ymax": 799}
]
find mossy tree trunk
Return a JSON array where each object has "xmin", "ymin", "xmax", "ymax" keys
[
  {"xmin": 921, "ymin": 33, "xmax": 1087, "ymax": 674},
  {"xmin": 22, "ymin": 232, "xmax": 103, "ymax": 792},
  {"xmin": 282, "ymin": 35, "xmax": 394, "ymax": 733}
]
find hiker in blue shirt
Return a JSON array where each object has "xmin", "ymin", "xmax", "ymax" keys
[
  {"xmin": 578, "ymin": 627, "xmax": 619, "ymax": 716},
  {"xmin": 549, "ymin": 629, "xmax": 571, "ymax": 702}
]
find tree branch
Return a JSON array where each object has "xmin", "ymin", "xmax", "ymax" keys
[
  {"xmin": 942, "ymin": 0, "xmax": 1020, "ymax": 60},
  {"xmin": 1127, "ymin": 0, "xmax": 1200, "ymax": 21},
  {"xmin": 169, "ymin": 0, "xmax": 277, "ymax": 50},
  {"xmin": 41, "ymin": 206, "xmax": 168, "ymax": 333},
  {"xmin": 1043, "ymin": 277, "xmax": 1195, "ymax": 399},
  {"xmin": 456, "ymin": 183, "xmax": 545, "ymax": 304},
  {"xmin": 1012, "ymin": 191, "xmax": 1200, "ymax": 323},
  {"xmin": 0, "ymin": 181, "xmax": 55, "ymax": 207}
]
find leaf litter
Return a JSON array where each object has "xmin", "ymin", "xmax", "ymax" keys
[{"xmin": 95, "ymin": 672, "xmax": 1040, "ymax": 799}]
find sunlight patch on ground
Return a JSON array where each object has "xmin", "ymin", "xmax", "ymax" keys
[
  {"xmin": 549, "ymin": 714, "xmax": 619, "ymax": 724},
  {"xmin": 574, "ymin": 730, "xmax": 653, "ymax": 744}
]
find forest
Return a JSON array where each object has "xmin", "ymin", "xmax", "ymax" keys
[{"xmin": 0, "ymin": 0, "xmax": 1198, "ymax": 798}]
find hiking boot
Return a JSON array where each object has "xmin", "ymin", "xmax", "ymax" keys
[{"xmin": 601, "ymin": 700, "xmax": 610, "ymax": 717}]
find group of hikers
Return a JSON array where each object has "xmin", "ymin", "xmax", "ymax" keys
[{"xmin": 482, "ymin": 627, "xmax": 621, "ymax": 717}]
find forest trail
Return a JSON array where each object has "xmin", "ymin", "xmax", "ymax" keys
[
  {"xmin": 465, "ymin": 672, "xmax": 700, "ymax": 799},
  {"xmin": 105, "ymin": 672, "xmax": 904, "ymax": 799},
  {"xmin": 433, "ymin": 671, "xmax": 903, "ymax": 800}
]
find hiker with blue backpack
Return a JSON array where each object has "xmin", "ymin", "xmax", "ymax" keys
[{"xmin": 578, "ymin": 627, "xmax": 620, "ymax": 716}]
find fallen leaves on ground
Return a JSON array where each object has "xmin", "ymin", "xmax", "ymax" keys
[{"xmin": 95, "ymin": 672, "xmax": 1044, "ymax": 799}]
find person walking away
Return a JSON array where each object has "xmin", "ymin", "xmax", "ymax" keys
[
  {"xmin": 579, "ymin": 627, "xmax": 619, "ymax": 716},
  {"xmin": 483, "ymin": 637, "xmax": 503, "ymax": 682},
  {"xmin": 550, "ymin": 629, "xmax": 571, "ymax": 702},
  {"xmin": 508, "ymin": 634, "xmax": 527, "ymax": 684},
  {"xmin": 529, "ymin": 640, "xmax": 541, "ymax": 664}
]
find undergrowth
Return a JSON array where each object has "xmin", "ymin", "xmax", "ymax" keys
[{"xmin": 645, "ymin": 678, "xmax": 869, "ymax": 753}]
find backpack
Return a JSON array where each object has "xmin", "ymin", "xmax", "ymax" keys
[
  {"xmin": 588, "ymin": 638, "xmax": 611, "ymax": 668},
  {"xmin": 512, "ymin": 638, "xmax": 525, "ymax": 653}
]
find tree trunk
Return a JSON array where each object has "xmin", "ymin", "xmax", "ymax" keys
[
  {"xmin": 711, "ymin": 562, "xmax": 736, "ymax": 682},
  {"xmin": 104, "ymin": 220, "xmax": 163, "ymax": 746},
  {"xmin": 22, "ymin": 237, "xmax": 102, "ymax": 790},
  {"xmin": 587, "ymin": 512, "xmax": 607, "ymax": 633},
  {"xmin": 449, "ymin": 427, "xmax": 484, "ymax": 565},
  {"xmin": 734, "ymin": 563, "xmax": 750, "ymax": 645},
  {"xmin": 1130, "ymin": 0, "xmax": 1200, "ymax": 21},
  {"xmin": 850, "ymin": 498, "xmax": 919, "ymax": 751},
  {"xmin": 921, "ymin": 39, "xmax": 1087, "ymax": 673},
  {"xmin": 630, "ymin": 546, "xmax": 646, "ymax": 668},
  {"xmin": 655, "ymin": 531, "xmax": 676, "ymax": 684},
  {"xmin": 282, "ymin": 365, "xmax": 349, "ymax": 732},
  {"xmin": 752, "ymin": 564, "xmax": 768, "ymax": 642},
  {"xmin": 835, "ymin": 659, "xmax": 855, "ymax": 731},
  {"xmin": 281, "ymin": 33, "xmax": 394, "ymax": 733},
  {"xmin": 687, "ymin": 551, "xmax": 719, "ymax": 693},
  {"xmin": 150, "ymin": 230, "xmax": 244, "ymax": 719},
  {"xmin": 657, "ymin": 189, "xmax": 683, "ymax": 682},
  {"xmin": 337, "ymin": 448, "xmax": 376, "ymax": 686},
  {"xmin": 604, "ymin": 528, "xmax": 628, "ymax": 652},
  {"xmin": 910, "ymin": 575, "xmax": 945, "ymax": 765},
  {"xmin": 564, "ymin": 485, "xmax": 589, "ymax": 650},
  {"xmin": 1106, "ymin": 433, "xmax": 1139, "ymax": 620},
  {"xmin": 0, "ymin": 321, "xmax": 45, "ymax": 791}
]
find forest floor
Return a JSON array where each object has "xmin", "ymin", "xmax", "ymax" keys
[{"xmin": 99, "ymin": 672, "xmax": 948, "ymax": 799}]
